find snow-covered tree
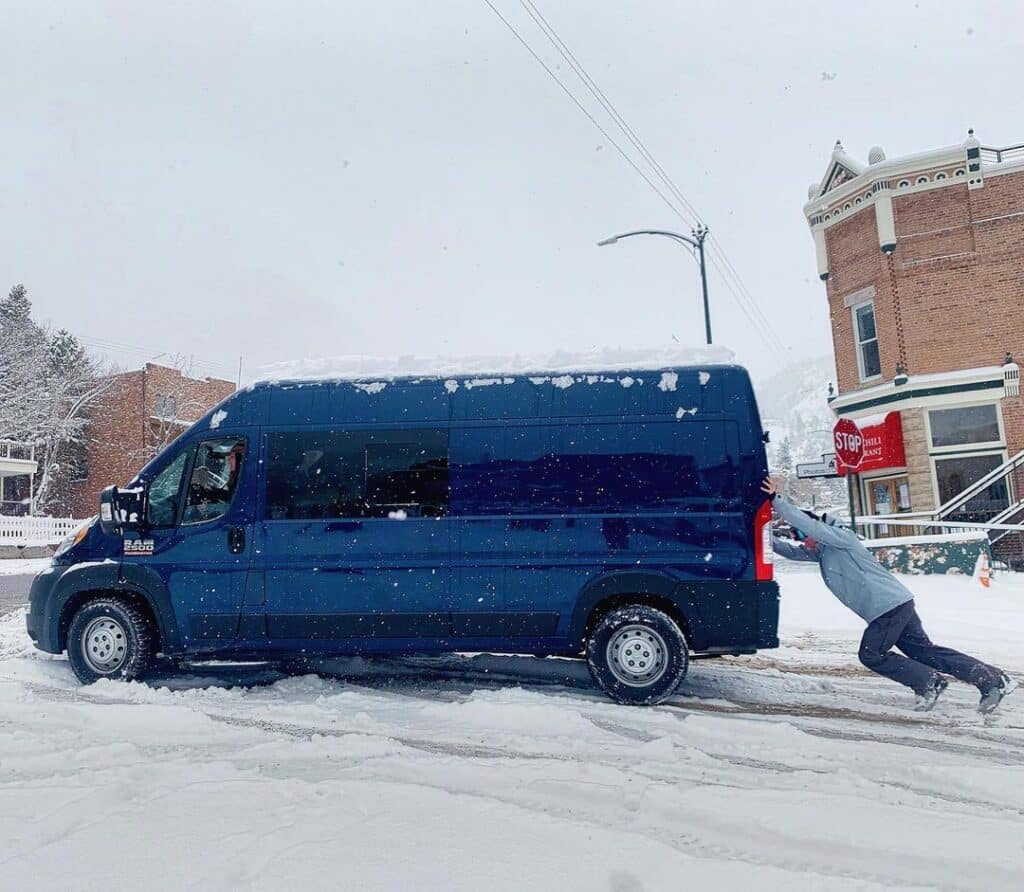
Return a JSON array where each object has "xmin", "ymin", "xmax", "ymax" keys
[{"xmin": 0, "ymin": 285, "xmax": 111, "ymax": 513}]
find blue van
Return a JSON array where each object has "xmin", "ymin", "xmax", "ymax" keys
[{"xmin": 27, "ymin": 364, "xmax": 778, "ymax": 704}]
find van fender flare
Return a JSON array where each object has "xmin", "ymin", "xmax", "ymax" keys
[
  {"xmin": 567, "ymin": 570, "xmax": 704, "ymax": 651},
  {"xmin": 115, "ymin": 563, "xmax": 183, "ymax": 654},
  {"xmin": 47, "ymin": 562, "xmax": 182, "ymax": 655}
]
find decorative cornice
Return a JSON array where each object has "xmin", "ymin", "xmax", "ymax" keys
[
  {"xmin": 806, "ymin": 144, "xmax": 965, "ymax": 216},
  {"xmin": 829, "ymin": 366, "xmax": 1005, "ymax": 417}
]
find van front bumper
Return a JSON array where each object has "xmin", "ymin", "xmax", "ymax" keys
[{"xmin": 26, "ymin": 566, "xmax": 62, "ymax": 653}]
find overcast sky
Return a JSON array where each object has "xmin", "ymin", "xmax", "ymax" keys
[{"xmin": 4, "ymin": 1, "xmax": 1021, "ymax": 383}]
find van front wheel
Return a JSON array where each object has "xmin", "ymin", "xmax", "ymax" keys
[
  {"xmin": 67, "ymin": 597, "xmax": 155, "ymax": 685},
  {"xmin": 586, "ymin": 606, "xmax": 688, "ymax": 705}
]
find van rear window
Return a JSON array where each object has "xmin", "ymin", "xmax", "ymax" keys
[{"xmin": 265, "ymin": 429, "xmax": 449, "ymax": 519}]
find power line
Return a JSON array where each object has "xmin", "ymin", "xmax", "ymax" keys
[
  {"xmin": 517, "ymin": 0, "xmax": 782, "ymax": 342},
  {"xmin": 518, "ymin": 0, "xmax": 782, "ymax": 341},
  {"xmin": 481, "ymin": 0, "xmax": 687, "ymax": 225},
  {"xmin": 80, "ymin": 336, "xmax": 234, "ymax": 374},
  {"xmin": 490, "ymin": 1, "xmax": 785, "ymax": 348},
  {"xmin": 76, "ymin": 335, "xmax": 236, "ymax": 378}
]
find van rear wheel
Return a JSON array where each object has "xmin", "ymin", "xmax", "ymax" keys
[
  {"xmin": 67, "ymin": 597, "xmax": 155, "ymax": 685},
  {"xmin": 586, "ymin": 606, "xmax": 688, "ymax": 705}
]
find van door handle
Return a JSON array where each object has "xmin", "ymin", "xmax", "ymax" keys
[{"xmin": 227, "ymin": 525, "xmax": 246, "ymax": 555}]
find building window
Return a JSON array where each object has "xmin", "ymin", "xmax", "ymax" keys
[
  {"xmin": 852, "ymin": 301, "xmax": 881, "ymax": 381},
  {"xmin": 933, "ymin": 452, "xmax": 1010, "ymax": 522},
  {"xmin": 154, "ymin": 393, "xmax": 177, "ymax": 420},
  {"xmin": 928, "ymin": 404, "xmax": 1001, "ymax": 449}
]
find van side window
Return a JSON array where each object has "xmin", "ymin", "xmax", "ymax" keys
[
  {"xmin": 548, "ymin": 422, "xmax": 735, "ymax": 512},
  {"xmin": 450, "ymin": 421, "xmax": 736, "ymax": 515},
  {"xmin": 265, "ymin": 429, "xmax": 449, "ymax": 519},
  {"xmin": 182, "ymin": 438, "xmax": 247, "ymax": 525},
  {"xmin": 146, "ymin": 450, "xmax": 191, "ymax": 527}
]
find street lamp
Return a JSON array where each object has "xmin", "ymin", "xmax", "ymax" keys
[{"xmin": 597, "ymin": 226, "xmax": 712, "ymax": 345}]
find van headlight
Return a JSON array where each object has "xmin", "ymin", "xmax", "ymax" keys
[{"xmin": 53, "ymin": 519, "xmax": 94, "ymax": 558}]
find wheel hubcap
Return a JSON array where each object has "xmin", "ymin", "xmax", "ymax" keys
[
  {"xmin": 606, "ymin": 624, "xmax": 668, "ymax": 687},
  {"xmin": 81, "ymin": 617, "xmax": 128, "ymax": 674}
]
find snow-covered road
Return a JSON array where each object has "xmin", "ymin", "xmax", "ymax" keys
[{"xmin": 2, "ymin": 566, "xmax": 1022, "ymax": 891}]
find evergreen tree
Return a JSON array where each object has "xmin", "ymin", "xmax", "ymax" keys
[
  {"xmin": 777, "ymin": 437, "xmax": 794, "ymax": 473},
  {"xmin": 0, "ymin": 283, "xmax": 110, "ymax": 513},
  {"xmin": 0, "ymin": 283, "xmax": 32, "ymax": 324}
]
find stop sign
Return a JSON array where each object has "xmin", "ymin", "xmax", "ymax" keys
[{"xmin": 833, "ymin": 418, "xmax": 864, "ymax": 469}]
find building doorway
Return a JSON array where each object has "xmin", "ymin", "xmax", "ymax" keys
[{"xmin": 864, "ymin": 474, "xmax": 912, "ymax": 538}]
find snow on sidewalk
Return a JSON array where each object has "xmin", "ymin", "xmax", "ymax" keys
[
  {"xmin": 0, "ymin": 557, "xmax": 51, "ymax": 577},
  {"xmin": 1, "ymin": 566, "xmax": 1022, "ymax": 890}
]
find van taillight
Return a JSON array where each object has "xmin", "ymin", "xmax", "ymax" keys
[{"xmin": 754, "ymin": 499, "xmax": 774, "ymax": 582}]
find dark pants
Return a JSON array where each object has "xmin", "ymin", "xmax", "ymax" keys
[{"xmin": 858, "ymin": 601, "xmax": 1003, "ymax": 695}]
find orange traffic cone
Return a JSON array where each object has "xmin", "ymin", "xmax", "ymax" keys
[{"xmin": 973, "ymin": 552, "xmax": 992, "ymax": 588}]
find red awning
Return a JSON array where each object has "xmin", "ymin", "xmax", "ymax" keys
[{"xmin": 837, "ymin": 411, "xmax": 906, "ymax": 476}]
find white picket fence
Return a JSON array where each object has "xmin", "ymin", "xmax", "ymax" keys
[{"xmin": 0, "ymin": 515, "xmax": 85, "ymax": 547}]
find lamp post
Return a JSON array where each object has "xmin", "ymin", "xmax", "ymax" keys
[{"xmin": 597, "ymin": 226, "xmax": 712, "ymax": 345}]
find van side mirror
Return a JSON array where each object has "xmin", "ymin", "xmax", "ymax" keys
[{"xmin": 98, "ymin": 485, "xmax": 147, "ymax": 535}]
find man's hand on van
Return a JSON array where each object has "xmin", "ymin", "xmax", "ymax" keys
[{"xmin": 760, "ymin": 477, "xmax": 777, "ymax": 499}]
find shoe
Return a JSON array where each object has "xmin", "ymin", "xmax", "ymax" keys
[
  {"xmin": 979, "ymin": 675, "xmax": 1019, "ymax": 714},
  {"xmin": 914, "ymin": 677, "xmax": 948, "ymax": 712}
]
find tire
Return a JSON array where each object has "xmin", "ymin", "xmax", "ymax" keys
[
  {"xmin": 67, "ymin": 596, "xmax": 156, "ymax": 685},
  {"xmin": 586, "ymin": 605, "xmax": 688, "ymax": 705}
]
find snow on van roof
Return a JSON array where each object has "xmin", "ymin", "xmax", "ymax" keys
[{"xmin": 257, "ymin": 345, "xmax": 736, "ymax": 383}]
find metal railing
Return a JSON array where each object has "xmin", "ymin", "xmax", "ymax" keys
[
  {"xmin": 0, "ymin": 440, "xmax": 36, "ymax": 462},
  {"xmin": 859, "ymin": 449, "xmax": 1024, "ymax": 565},
  {"xmin": 980, "ymin": 144, "xmax": 1024, "ymax": 165},
  {"xmin": 933, "ymin": 450, "xmax": 1024, "ymax": 522}
]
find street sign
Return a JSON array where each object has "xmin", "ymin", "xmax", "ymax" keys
[
  {"xmin": 796, "ymin": 452, "xmax": 839, "ymax": 479},
  {"xmin": 833, "ymin": 418, "xmax": 864, "ymax": 469}
]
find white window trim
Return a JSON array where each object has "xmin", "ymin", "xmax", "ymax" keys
[
  {"xmin": 850, "ymin": 299, "xmax": 882, "ymax": 383},
  {"xmin": 924, "ymin": 400, "xmax": 1005, "ymax": 455},
  {"xmin": 929, "ymin": 447, "xmax": 1010, "ymax": 511}
]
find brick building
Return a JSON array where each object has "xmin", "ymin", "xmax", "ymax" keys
[
  {"xmin": 65, "ymin": 363, "xmax": 235, "ymax": 517},
  {"xmin": 803, "ymin": 131, "xmax": 1024, "ymax": 539}
]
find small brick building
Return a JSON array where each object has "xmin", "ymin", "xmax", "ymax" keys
[
  {"xmin": 803, "ymin": 131, "xmax": 1024, "ymax": 540},
  {"xmin": 65, "ymin": 363, "xmax": 235, "ymax": 518}
]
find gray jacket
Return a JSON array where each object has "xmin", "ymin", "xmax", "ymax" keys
[{"xmin": 771, "ymin": 496, "xmax": 913, "ymax": 623}]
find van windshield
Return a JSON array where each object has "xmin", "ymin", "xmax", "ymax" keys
[{"xmin": 146, "ymin": 450, "xmax": 190, "ymax": 527}]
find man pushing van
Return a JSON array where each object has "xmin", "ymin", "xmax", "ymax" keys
[{"xmin": 761, "ymin": 478, "xmax": 1017, "ymax": 713}]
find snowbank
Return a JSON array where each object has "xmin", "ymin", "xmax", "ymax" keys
[{"xmin": 257, "ymin": 344, "xmax": 735, "ymax": 382}]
